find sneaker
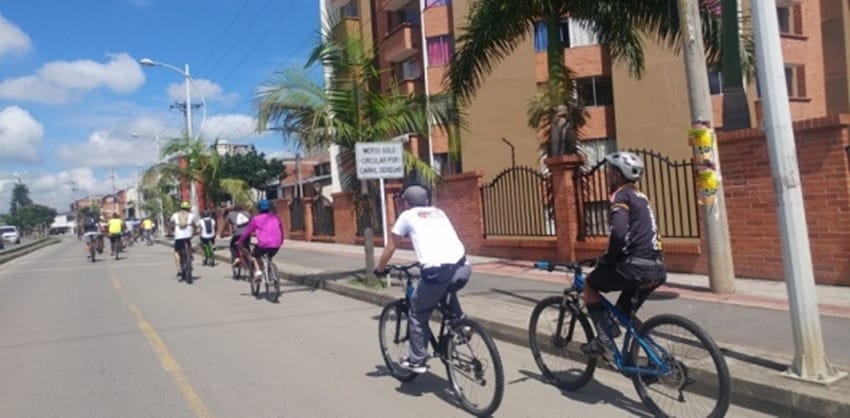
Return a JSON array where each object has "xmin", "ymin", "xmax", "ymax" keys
[
  {"xmin": 254, "ymin": 270, "xmax": 263, "ymax": 278},
  {"xmin": 400, "ymin": 357, "xmax": 427, "ymax": 374},
  {"xmin": 232, "ymin": 259, "xmax": 241, "ymax": 267},
  {"xmin": 580, "ymin": 338, "xmax": 610, "ymax": 357}
]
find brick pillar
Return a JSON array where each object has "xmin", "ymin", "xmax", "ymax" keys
[
  {"xmin": 384, "ymin": 181, "xmax": 403, "ymax": 229},
  {"xmin": 303, "ymin": 196, "xmax": 314, "ymax": 242},
  {"xmin": 275, "ymin": 198, "xmax": 291, "ymax": 236},
  {"xmin": 545, "ymin": 155, "xmax": 585, "ymax": 261},
  {"xmin": 332, "ymin": 192, "xmax": 356, "ymax": 244}
]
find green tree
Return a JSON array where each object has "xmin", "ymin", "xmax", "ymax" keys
[
  {"xmin": 11, "ymin": 204, "xmax": 57, "ymax": 232},
  {"xmin": 448, "ymin": 0, "xmax": 751, "ymax": 156},
  {"xmin": 218, "ymin": 147, "xmax": 286, "ymax": 191},
  {"xmin": 9, "ymin": 183, "xmax": 33, "ymax": 215}
]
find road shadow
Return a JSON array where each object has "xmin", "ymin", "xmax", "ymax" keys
[
  {"xmin": 517, "ymin": 369, "xmax": 653, "ymax": 417},
  {"xmin": 288, "ymin": 269, "xmax": 366, "ymax": 291},
  {"xmin": 366, "ymin": 365, "xmax": 467, "ymax": 414}
]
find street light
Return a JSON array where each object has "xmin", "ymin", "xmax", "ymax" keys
[{"xmin": 140, "ymin": 57, "xmax": 208, "ymax": 215}]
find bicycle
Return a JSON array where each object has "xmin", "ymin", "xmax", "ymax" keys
[
  {"xmin": 201, "ymin": 239, "xmax": 216, "ymax": 266},
  {"xmin": 528, "ymin": 259, "xmax": 730, "ymax": 418},
  {"xmin": 250, "ymin": 251, "xmax": 280, "ymax": 303},
  {"xmin": 378, "ymin": 263, "xmax": 504, "ymax": 417},
  {"xmin": 231, "ymin": 243, "xmax": 252, "ymax": 281},
  {"xmin": 109, "ymin": 234, "xmax": 122, "ymax": 260},
  {"xmin": 179, "ymin": 242, "xmax": 193, "ymax": 284},
  {"xmin": 144, "ymin": 230, "xmax": 154, "ymax": 246}
]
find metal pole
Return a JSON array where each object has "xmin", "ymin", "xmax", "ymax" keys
[
  {"xmin": 380, "ymin": 178, "xmax": 389, "ymax": 287},
  {"xmin": 750, "ymin": 1, "xmax": 846, "ymax": 384},
  {"xmin": 419, "ymin": 0, "xmax": 435, "ymax": 170},
  {"xmin": 676, "ymin": 0, "xmax": 736, "ymax": 293}
]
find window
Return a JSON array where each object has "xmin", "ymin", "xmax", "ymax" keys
[
  {"xmin": 785, "ymin": 64, "xmax": 806, "ymax": 98},
  {"xmin": 576, "ymin": 76, "xmax": 613, "ymax": 106},
  {"xmin": 708, "ymin": 67, "xmax": 723, "ymax": 95},
  {"xmin": 395, "ymin": 58, "xmax": 422, "ymax": 80},
  {"xmin": 777, "ymin": 7, "xmax": 790, "ymax": 33},
  {"xmin": 425, "ymin": 0, "xmax": 450, "ymax": 7},
  {"xmin": 340, "ymin": 1, "xmax": 358, "ymax": 18},
  {"xmin": 533, "ymin": 18, "xmax": 599, "ymax": 52},
  {"xmin": 578, "ymin": 137, "xmax": 617, "ymax": 167},
  {"xmin": 427, "ymin": 35, "xmax": 453, "ymax": 67}
]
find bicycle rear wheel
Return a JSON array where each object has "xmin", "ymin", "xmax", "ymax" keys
[
  {"xmin": 89, "ymin": 241, "xmax": 96, "ymax": 262},
  {"xmin": 446, "ymin": 318, "xmax": 504, "ymax": 417},
  {"xmin": 266, "ymin": 262, "xmax": 280, "ymax": 303},
  {"xmin": 378, "ymin": 300, "xmax": 418, "ymax": 383},
  {"xmin": 629, "ymin": 314, "xmax": 730, "ymax": 418},
  {"xmin": 250, "ymin": 265, "xmax": 261, "ymax": 296},
  {"xmin": 528, "ymin": 295, "xmax": 597, "ymax": 390},
  {"xmin": 182, "ymin": 247, "xmax": 193, "ymax": 284}
]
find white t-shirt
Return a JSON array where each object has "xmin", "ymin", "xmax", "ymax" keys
[
  {"xmin": 170, "ymin": 211, "xmax": 197, "ymax": 240},
  {"xmin": 392, "ymin": 206, "xmax": 465, "ymax": 267}
]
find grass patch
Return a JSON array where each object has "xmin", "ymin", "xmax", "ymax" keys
[{"xmin": 349, "ymin": 275, "xmax": 389, "ymax": 289}]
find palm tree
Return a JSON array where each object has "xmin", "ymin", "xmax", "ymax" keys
[
  {"xmin": 448, "ymin": 0, "xmax": 749, "ymax": 157},
  {"xmin": 254, "ymin": 29, "xmax": 460, "ymax": 283}
]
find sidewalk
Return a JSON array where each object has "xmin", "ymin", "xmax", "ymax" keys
[{"xmin": 216, "ymin": 239, "xmax": 850, "ymax": 417}]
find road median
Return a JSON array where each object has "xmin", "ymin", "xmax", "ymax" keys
[{"xmin": 0, "ymin": 237, "xmax": 60, "ymax": 265}]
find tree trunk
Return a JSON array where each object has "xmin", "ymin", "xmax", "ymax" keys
[{"xmin": 361, "ymin": 180, "xmax": 377, "ymax": 285}]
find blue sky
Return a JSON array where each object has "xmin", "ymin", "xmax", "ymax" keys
[{"xmin": 0, "ymin": 0, "xmax": 320, "ymax": 212}]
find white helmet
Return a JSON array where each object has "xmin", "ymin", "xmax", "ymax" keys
[{"xmin": 604, "ymin": 151, "xmax": 644, "ymax": 181}]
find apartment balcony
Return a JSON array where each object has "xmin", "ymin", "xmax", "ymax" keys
[
  {"xmin": 398, "ymin": 79, "xmax": 422, "ymax": 95},
  {"xmin": 382, "ymin": 0, "xmax": 413, "ymax": 11},
  {"xmin": 776, "ymin": 0, "xmax": 802, "ymax": 6},
  {"xmin": 535, "ymin": 44, "xmax": 611, "ymax": 83},
  {"xmin": 581, "ymin": 105, "xmax": 616, "ymax": 139},
  {"xmin": 332, "ymin": 17, "xmax": 361, "ymax": 41},
  {"xmin": 383, "ymin": 23, "xmax": 421, "ymax": 63}
]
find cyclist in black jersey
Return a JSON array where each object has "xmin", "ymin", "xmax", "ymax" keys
[{"xmin": 581, "ymin": 151, "xmax": 667, "ymax": 356}]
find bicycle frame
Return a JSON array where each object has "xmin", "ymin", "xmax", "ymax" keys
[
  {"xmin": 391, "ymin": 265, "xmax": 456, "ymax": 362},
  {"xmin": 550, "ymin": 262, "xmax": 673, "ymax": 378}
]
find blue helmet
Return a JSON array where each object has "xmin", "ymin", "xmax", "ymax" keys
[{"xmin": 257, "ymin": 199, "xmax": 271, "ymax": 212}]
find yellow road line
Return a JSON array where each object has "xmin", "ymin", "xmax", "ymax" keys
[{"xmin": 108, "ymin": 272, "xmax": 213, "ymax": 418}]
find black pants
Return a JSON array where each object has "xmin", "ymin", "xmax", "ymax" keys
[{"xmin": 587, "ymin": 260, "xmax": 666, "ymax": 315}]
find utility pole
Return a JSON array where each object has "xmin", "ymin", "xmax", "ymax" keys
[
  {"xmin": 750, "ymin": 1, "xmax": 846, "ymax": 384},
  {"xmin": 676, "ymin": 0, "xmax": 736, "ymax": 293}
]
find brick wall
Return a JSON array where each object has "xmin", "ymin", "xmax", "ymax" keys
[
  {"xmin": 434, "ymin": 172, "xmax": 485, "ymax": 254},
  {"xmin": 332, "ymin": 192, "xmax": 356, "ymax": 244},
  {"xmin": 717, "ymin": 115, "xmax": 850, "ymax": 285}
]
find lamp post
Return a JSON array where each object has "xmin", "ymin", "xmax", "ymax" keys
[
  {"xmin": 139, "ymin": 58, "xmax": 207, "ymax": 216},
  {"xmin": 134, "ymin": 132, "xmax": 167, "ymax": 237}
]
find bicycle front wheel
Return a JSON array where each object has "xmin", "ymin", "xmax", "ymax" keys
[
  {"xmin": 528, "ymin": 295, "xmax": 597, "ymax": 390},
  {"xmin": 446, "ymin": 318, "xmax": 504, "ymax": 417},
  {"xmin": 378, "ymin": 300, "xmax": 418, "ymax": 383},
  {"xmin": 629, "ymin": 314, "xmax": 730, "ymax": 418},
  {"xmin": 250, "ymin": 265, "xmax": 261, "ymax": 296}
]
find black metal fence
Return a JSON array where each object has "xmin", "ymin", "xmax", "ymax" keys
[
  {"xmin": 312, "ymin": 196, "xmax": 335, "ymax": 236},
  {"xmin": 576, "ymin": 149, "xmax": 699, "ymax": 239},
  {"xmin": 480, "ymin": 166, "xmax": 555, "ymax": 237},
  {"xmin": 290, "ymin": 197, "xmax": 305, "ymax": 232},
  {"xmin": 356, "ymin": 193, "xmax": 383, "ymax": 237}
]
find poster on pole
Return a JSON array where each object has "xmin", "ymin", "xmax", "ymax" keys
[{"xmin": 355, "ymin": 142, "xmax": 405, "ymax": 180}]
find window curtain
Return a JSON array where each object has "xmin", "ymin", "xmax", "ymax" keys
[
  {"xmin": 533, "ymin": 22, "xmax": 547, "ymax": 52},
  {"xmin": 427, "ymin": 36, "xmax": 453, "ymax": 66},
  {"xmin": 568, "ymin": 18, "xmax": 598, "ymax": 47},
  {"xmin": 425, "ymin": 0, "xmax": 449, "ymax": 7}
]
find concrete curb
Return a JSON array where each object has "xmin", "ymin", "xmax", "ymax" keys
[
  {"xmin": 0, "ymin": 237, "xmax": 60, "ymax": 265},
  {"xmin": 163, "ymin": 240, "xmax": 849, "ymax": 417}
]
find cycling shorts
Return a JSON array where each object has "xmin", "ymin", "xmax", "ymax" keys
[
  {"xmin": 174, "ymin": 238, "xmax": 192, "ymax": 252},
  {"xmin": 251, "ymin": 246, "xmax": 279, "ymax": 259}
]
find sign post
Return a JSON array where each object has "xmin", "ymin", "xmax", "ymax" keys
[
  {"xmin": 355, "ymin": 141, "xmax": 405, "ymax": 245},
  {"xmin": 356, "ymin": 142, "xmax": 405, "ymax": 287}
]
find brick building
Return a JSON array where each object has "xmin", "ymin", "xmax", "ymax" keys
[{"xmin": 323, "ymin": 0, "xmax": 850, "ymax": 174}]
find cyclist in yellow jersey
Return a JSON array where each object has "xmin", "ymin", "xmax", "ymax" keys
[{"xmin": 107, "ymin": 213, "xmax": 125, "ymax": 256}]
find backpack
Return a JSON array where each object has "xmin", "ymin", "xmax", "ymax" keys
[
  {"xmin": 83, "ymin": 217, "xmax": 97, "ymax": 229},
  {"xmin": 177, "ymin": 212, "xmax": 189, "ymax": 229},
  {"xmin": 203, "ymin": 218, "xmax": 214, "ymax": 234},
  {"xmin": 235, "ymin": 212, "xmax": 249, "ymax": 227}
]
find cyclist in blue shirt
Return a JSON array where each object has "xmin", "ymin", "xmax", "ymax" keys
[{"xmin": 582, "ymin": 152, "xmax": 667, "ymax": 357}]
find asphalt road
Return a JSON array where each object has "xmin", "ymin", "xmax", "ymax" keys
[{"xmin": 0, "ymin": 237, "xmax": 773, "ymax": 418}]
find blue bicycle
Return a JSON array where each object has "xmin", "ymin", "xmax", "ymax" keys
[{"xmin": 528, "ymin": 259, "xmax": 730, "ymax": 418}]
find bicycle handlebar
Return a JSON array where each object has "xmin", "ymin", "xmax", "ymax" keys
[
  {"xmin": 533, "ymin": 258, "xmax": 597, "ymax": 273},
  {"xmin": 384, "ymin": 262, "xmax": 420, "ymax": 277}
]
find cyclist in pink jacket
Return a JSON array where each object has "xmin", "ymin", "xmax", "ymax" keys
[{"xmin": 237, "ymin": 199, "xmax": 284, "ymax": 278}]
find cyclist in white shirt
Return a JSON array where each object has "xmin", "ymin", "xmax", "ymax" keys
[
  {"xmin": 198, "ymin": 210, "xmax": 216, "ymax": 246},
  {"xmin": 375, "ymin": 184, "xmax": 471, "ymax": 374},
  {"xmin": 170, "ymin": 201, "xmax": 198, "ymax": 277}
]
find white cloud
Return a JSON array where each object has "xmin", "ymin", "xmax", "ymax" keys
[
  {"xmin": 0, "ymin": 53, "xmax": 145, "ymax": 104},
  {"xmin": 0, "ymin": 13, "xmax": 32, "ymax": 57},
  {"xmin": 202, "ymin": 113, "xmax": 261, "ymax": 141},
  {"xmin": 167, "ymin": 78, "xmax": 232, "ymax": 103},
  {"xmin": 56, "ymin": 129, "xmax": 159, "ymax": 168},
  {"xmin": 0, "ymin": 106, "xmax": 44, "ymax": 164},
  {"xmin": 0, "ymin": 168, "xmax": 135, "ymax": 212}
]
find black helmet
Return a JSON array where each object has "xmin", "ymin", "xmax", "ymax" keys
[{"xmin": 400, "ymin": 184, "xmax": 431, "ymax": 207}]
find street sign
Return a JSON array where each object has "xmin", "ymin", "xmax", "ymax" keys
[{"xmin": 355, "ymin": 142, "xmax": 404, "ymax": 180}]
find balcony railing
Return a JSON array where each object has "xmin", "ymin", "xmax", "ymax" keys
[{"xmin": 384, "ymin": 23, "xmax": 420, "ymax": 63}]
